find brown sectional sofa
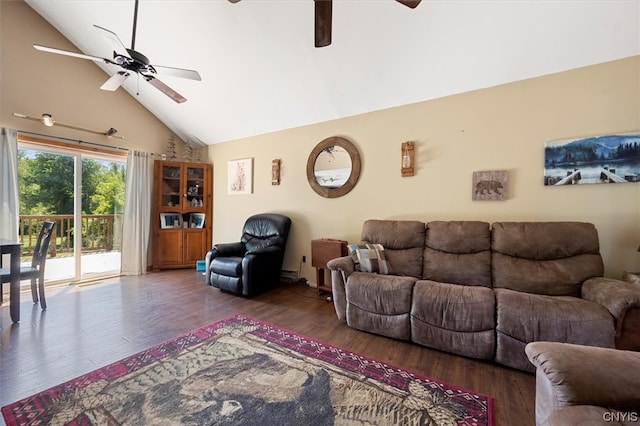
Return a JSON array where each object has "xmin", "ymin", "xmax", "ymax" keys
[{"xmin": 327, "ymin": 220, "xmax": 640, "ymax": 372}]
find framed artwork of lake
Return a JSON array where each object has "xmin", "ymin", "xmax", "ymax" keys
[{"xmin": 544, "ymin": 132, "xmax": 640, "ymax": 186}]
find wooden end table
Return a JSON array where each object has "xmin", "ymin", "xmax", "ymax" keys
[{"xmin": 311, "ymin": 238, "xmax": 348, "ymax": 295}]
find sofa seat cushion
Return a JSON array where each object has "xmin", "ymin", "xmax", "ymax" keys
[
  {"xmin": 495, "ymin": 289, "xmax": 615, "ymax": 371},
  {"xmin": 346, "ymin": 272, "xmax": 417, "ymax": 340},
  {"xmin": 411, "ymin": 280, "xmax": 495, "ymax": 360},
  {"xmin": 210, "ymin": 256, "xmax": 242, "ymax": 277}
]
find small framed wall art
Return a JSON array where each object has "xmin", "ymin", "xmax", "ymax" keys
[
  {"xmin": 472, "ymin": 170, "xmax": 508, "ymax": 201},
  {"xmin": 228, "ymin": 158, "xmax": 253, "ymax": 195}
]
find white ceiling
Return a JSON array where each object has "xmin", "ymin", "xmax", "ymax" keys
[{"xmin": 24, "ymin": 0, "xmax": 640, "ymax": 146}]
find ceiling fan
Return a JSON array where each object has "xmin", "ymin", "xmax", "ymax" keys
[
  {"xmin": 33, "ymin": 0, "xmax": 201, "ymax": 103},
  {"xmin": 229, "ymin": 0, "xmax": 422, "ymax": 47}
]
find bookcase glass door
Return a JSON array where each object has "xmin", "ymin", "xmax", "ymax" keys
[
  {"xmin": 186, "ymin": 166, "xmax": 205, "ymax": 208},
  {"xmin": 161, "ymin": 165, "xmax": 182, "ymax": 209}
]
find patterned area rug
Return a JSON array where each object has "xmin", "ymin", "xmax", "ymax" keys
[{"xmin": 2, "ymin": 314, "xmax": 493, "ymax": 425}]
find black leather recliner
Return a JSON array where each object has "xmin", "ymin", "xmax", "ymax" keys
[{"xmin": 205, "ymin": 213, "xmax": 291, "ymax": 297}]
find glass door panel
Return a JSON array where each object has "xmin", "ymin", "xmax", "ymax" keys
[
  {"xmin": 161, "ymin": 165, "xmax": 182, "ymax": 208},
  {"xmin": 17, "ymin": 148, "xmax": 76, "ymax": 284},
  {"xmin": 186, "ymin": 166, "xmax": 205, "ymax": 209},
  {"xmin": 80, "ymin": 156, "xmax": 125, "ymax": 281},
  {"xmin": 17, "ymin": 144, "xmax": 126, "ymax": 285}
]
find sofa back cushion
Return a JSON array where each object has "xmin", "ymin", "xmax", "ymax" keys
[
  {"xmin": 492, "ymin": 222, "xmax": 604, "ymax": 296},
  {"xmin": 423, "ymin": 221, "xmax": 492, "ymax": 287},
  {"xmin": 361, "ymin": 220, "xmax": 425, "ymax": 278}
]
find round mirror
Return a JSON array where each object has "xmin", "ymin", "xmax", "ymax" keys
[{"xmin": 307, "ymin": 136, "xmax": 361, "ymax": 198}]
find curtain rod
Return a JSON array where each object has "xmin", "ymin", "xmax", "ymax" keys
[{"xmin": 17, "ymin": 130, "xmax": 165, "ymax": 157}]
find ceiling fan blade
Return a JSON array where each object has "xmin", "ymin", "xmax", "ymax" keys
[
  {"xmin": 145, "ymin": 75, "xmax": 187, "ymax": 103},
  {"xmin": 152, "ymin": 65, "xmax": 202, "ymax": 81},
  {"xmin": 314, "ymin": 0, "xmax": 332, "ymax": 47},
  {"xmin": 34, "ymin": 44, "xmax": 115, "ymax": 65},
  {"xmin": 94, "ymin": 24, "xmax": 130, "ymax": 57},
  {"xmin": 396, "ymin": 0, "xmax": 421, "ymax": 8},
  {"xmin": 100, "ymin": 71, "xmax": 131, "ymax": 91}
]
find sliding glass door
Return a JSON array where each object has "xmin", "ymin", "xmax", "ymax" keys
[
  {"xmin": 79, "ymin": 154, "xmax": 125, "ymax": 281},
  {"xmin": 17, "ymin": 142, "xmax": 126, "ymax": 284}
]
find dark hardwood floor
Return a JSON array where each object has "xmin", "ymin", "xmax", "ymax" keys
[{"xmin": 0, "ymin": 270, "xmax": 535, "ymax": 425}]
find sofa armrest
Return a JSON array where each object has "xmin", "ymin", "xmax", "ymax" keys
[
  {"xmin": 526, "ymin": 341, "xmax": 640, "ymax": 424},
  {"xmin": 327, "ymin": 255, "xmax": 355, "ymax": 275},
  {"xmin": 327, "ymin": 256, "xmax": 355, "ymax": 322},
  {"xmin": 582, "ymin": 277, "xmax": 640, "ymax": 336}
]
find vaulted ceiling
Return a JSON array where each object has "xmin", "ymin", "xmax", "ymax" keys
[{"xmin": 24, "ymin": 0, "xmax": 640, "ymax": 145}]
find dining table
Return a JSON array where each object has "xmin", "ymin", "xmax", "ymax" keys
[{"xmin": 1, "ymin": 239, "xmax": 22, "ymax": 323}]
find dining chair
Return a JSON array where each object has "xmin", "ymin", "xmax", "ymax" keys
[{"xmin": 0, "ymin": 220, "xmax": 56, "ymax": 310}]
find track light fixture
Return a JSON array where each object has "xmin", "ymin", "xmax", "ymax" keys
[
  {"xmin": 42, "ymin": 113, "xmax": 55, "ymax": 127},
  {"xmin": 12, "ymin": 112, "xmax": 124, "ymax": 139}
]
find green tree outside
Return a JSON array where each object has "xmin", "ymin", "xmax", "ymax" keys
[
  {"xmin": 18, "ymin": 149, "xmax": 126, "ymax": 255},
  {"xmin": 18, "ymin": 150, "xmax": 125, "ymax": 215}
]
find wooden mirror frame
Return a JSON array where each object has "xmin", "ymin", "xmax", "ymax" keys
[{"xmin": 306, "ymin": 136, "xmax": 362, "ymax": 198}]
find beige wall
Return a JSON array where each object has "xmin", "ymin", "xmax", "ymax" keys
[
  {"xmin": 3, "ymin": 2, "xmax": 639, "ymax": 284},
  {"xmin": 208, "ymin": 56, "xmax": 640, "ymax": 284},
  {"xmin": 0, "ymin": 1, "xmax": 178, "ymax": 154}
]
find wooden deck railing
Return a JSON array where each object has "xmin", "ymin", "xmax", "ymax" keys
[{"xmin": 19, "ymin": 214, "xmax": 123, "ymax": 257}]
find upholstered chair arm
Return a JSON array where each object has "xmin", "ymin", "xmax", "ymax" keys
[
  {"xmin": 204, "ymin": 249, "xmax": 214, "ymax": 285},
  {"xmin": 241, "ymin": 249, "xmax": 284, "ymax": 297},
  {"xmin": 582, "ymin": 277, "xmax": 640, "ymax": 336},
  {"xmin": 327, "ymin": 256, "xmax": 355, "ymax": 322},
  {"xmin": 526, "ymin": 341, "xmax": 640, "ymax": 425},
  {"xmin": 205, "ymin": 242, "xmax": 245, "ymax": 286}
]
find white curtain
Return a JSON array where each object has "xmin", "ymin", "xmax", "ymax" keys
[
  {"xmin": 121, "ymin": 150, "xmax": 153, "ymax": 275},
  {"xmin": 0, "ymin": 128, "xmax": 19, "ymax": 241}
]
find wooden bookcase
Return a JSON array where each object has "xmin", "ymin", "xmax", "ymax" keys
[{"xmin": 152, "ymin": 160, "xmax": 212, "ymax": 270}]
